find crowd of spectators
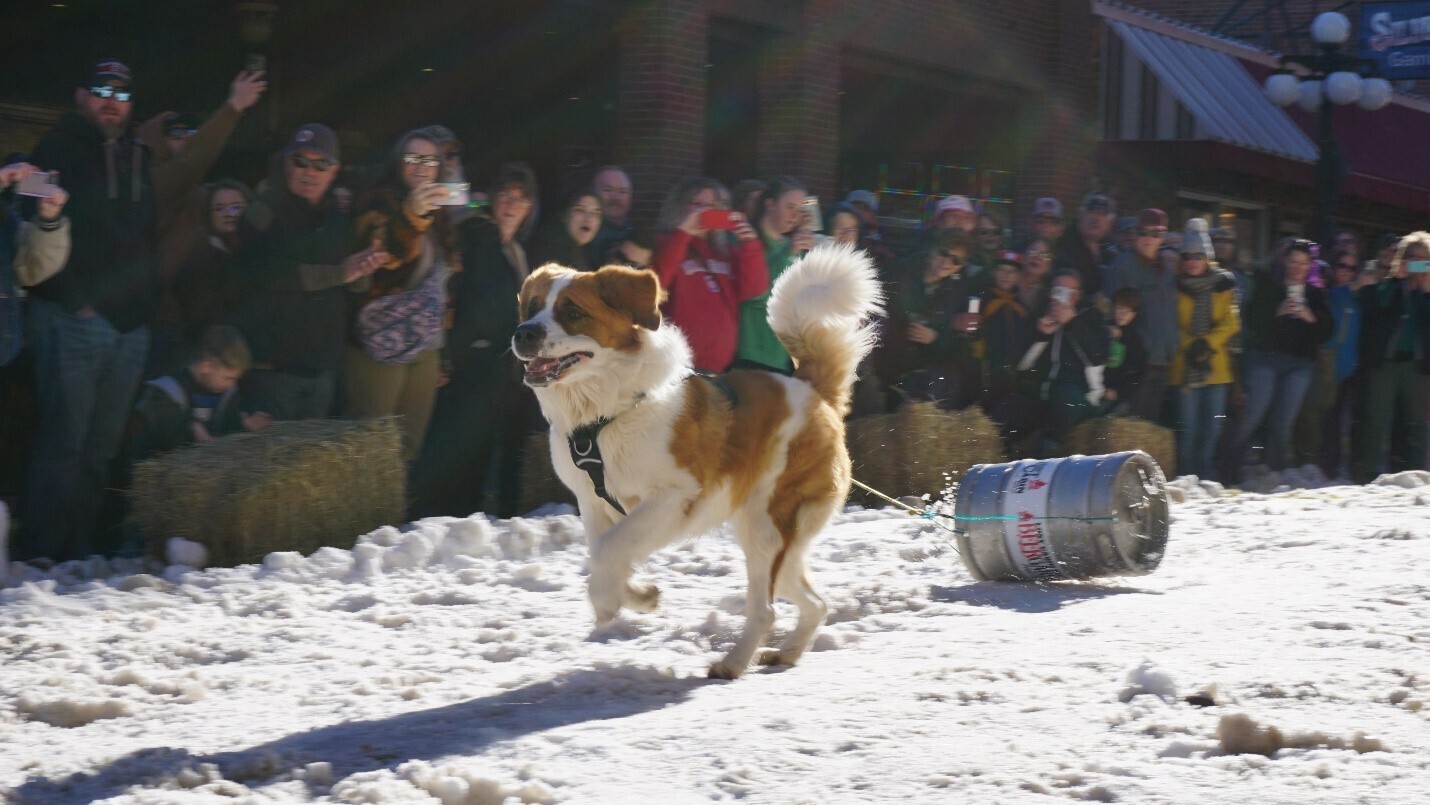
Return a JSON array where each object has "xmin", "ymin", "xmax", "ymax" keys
[{"xmin": 1, "ymin": 58, "xmax": 1427, "ymax": 563}]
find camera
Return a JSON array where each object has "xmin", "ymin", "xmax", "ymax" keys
[
  {"xmin": 697, "ymin": 209, "xmax": 740, "ymax": 231},
  {"xmin": 245, "ymin": 54, "xmax": 266, "ymax": 73},
  {"xmin": 803, "ymin": 196, "xmax": 823, "ymax": 232},
  {"xmin": 434, "ymin": 182, "xmax": 470, "ymax": 206},
  {"xmin": 15, "ymin": 171, "xmax": 58, "ymax": 198}
]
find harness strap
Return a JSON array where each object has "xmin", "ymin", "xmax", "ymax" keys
[
  {"xmin": 569, "ymin": 417, "xmax": 625, "ymax": 516},
  {"xmin": 565, "ymin": 372, "xmax": 741, "ymax": 519}
]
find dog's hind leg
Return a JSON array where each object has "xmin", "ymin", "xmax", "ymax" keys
[
  {"xmin": 759, "ymin": 499, "xmax": 834, "ymax": 667},
  {"xmin": 709, "ymin": 510, "xmax": 782, "ymax": 680},
  {"xmin": 586, "ymin": 494, "xmax": 688, "ymax": 625}
]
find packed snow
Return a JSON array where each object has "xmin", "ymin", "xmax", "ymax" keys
[{"xmin": 2, "ymin": 470, "xmax": 1428, "ymax": 803}]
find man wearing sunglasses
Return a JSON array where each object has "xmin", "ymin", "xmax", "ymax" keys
[
  {"xmin": 1103, "ymin": 208, "xmax": 1184, "ymax": 424},
  {"xmin": 229, "ymin": 123, "xmax": 390, "ymax": 424},
  {"xmin": 16, "ymin": 59, "xmax": 159, "ymax": 561}
]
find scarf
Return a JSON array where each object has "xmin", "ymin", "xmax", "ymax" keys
[{"xmin": 1177, "ymin": 269, "xmax": 1228, "ymax": 387}]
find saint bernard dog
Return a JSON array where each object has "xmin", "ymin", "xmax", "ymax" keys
[{"xmin": 512, "ymin": 244, "xmax": 882, "ymax": 679}]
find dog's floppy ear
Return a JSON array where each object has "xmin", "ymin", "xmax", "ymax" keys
[{"xmin": 597, "ymin": 266, "xmax": 662, "ymax": 331}]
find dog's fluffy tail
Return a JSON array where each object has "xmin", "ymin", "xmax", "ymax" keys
[{"xmin": 766, "ymin": 243, "xmax": 883, "ymax": 414}]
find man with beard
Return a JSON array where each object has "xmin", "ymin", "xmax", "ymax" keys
[
  {"xmin": 17, "ymin": 60, "xmax": 157, "ymax": 561},
  {"xmin": 228, "ymin": 124, "xmax": 388, "ymax": 422},
  {"xmin": 584, "ymin": 165, "xmax": 632, "ymax": 266},
  {"xmin": 1056, "ymin": 191, "xmax": 1117, "ymax": 298}
]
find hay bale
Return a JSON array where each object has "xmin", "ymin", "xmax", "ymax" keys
[
  {"xmin": 130, "ymin": 418, "xmax": 405, "ymax": 567},
  {"xmin": 1062, "ymin": 415, "xmax": 1176, "ymax": 478},
  {"xmin": 519, "ymin": 430, "xmax": 576, "ymax": 513},
  {"xmin": 847, "ymin": 403, "xmax": 1005, "ymax": 504}
]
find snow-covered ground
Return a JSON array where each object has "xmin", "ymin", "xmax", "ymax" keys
[{"xmin": 2, "ymin": 470, "xmax": 1428, "ymax": 804}]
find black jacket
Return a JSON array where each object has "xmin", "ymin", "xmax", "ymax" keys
[
  {"xmin": 447, "ymin": 218, "xmax": 525, "ymax": 377},
  {"xmin": 875, "ymin": 261, "xmax": 980, "ymax": 386},
  {"xmin": 230, "ymin": 176, "xmax": 353, "ymax": 374},
  {"xmin": 129, "ymin": 367, "xmax": 242, "ymax": 461},
  {"xmin": 23, "ymin": 111, "xmax": 158, "ymax": 332},
  {"xmin": 1243, "ymin": 278, "xmax": 1334, "ymax": 361},
  {"xmin": 1358, "ymin": 280, "xmax": 1430, "ymax": 374},
  {"xmin": 1027, "ymin": 306, "xmax": 1110, "ymax": 394}
]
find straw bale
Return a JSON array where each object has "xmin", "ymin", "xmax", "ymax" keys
[
  {"xmin": 1062, "ymin": 415, "xmax": 1176, "ymax": 478},
  {"xmin": 130, "ymin": 418, "xmax": 405, "ymax": 567},
  {"xmin": 520, "ymin": 430, "xmax": 576, "ymax": 513},
  {"xmin": 847, "ymin": 403, "xmax": 1005, "ymax": 504}
]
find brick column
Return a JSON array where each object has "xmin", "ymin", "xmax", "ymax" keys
[
  {"xmin": 756, "ymin": 9, "xmax": 840, "ymax": 205},
  {"xmin": 615, "ymin": 0, "xmax": 709, "ymax": 230},
  {"xmin": 1014, "ymin": 0, "xmax": 1104, "ymax": 232}
]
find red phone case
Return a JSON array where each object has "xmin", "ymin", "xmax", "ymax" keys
[{"xmin": 698, "ymin": 209, "xmax": 738, "ymax": 230}]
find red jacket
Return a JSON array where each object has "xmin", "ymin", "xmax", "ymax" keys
[{"xmin": 653, "ymin": 230, "xmax": 769, "ymax": 372}]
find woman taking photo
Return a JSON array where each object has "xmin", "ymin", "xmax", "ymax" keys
[
  {"xmin": 652, "ymin": 177, "xmax": 768, "ymax": 373},
  {"xmin": 345, "ymin": 130, "xmax": 459, "ymax": 461},
  {"xmin": 410, "ymin": 163, "xmax": 539, "ymax": 519},
  {"xmin": 1232, "ymin": 239, "xmax": 1333, "ymax": 477},
  {"xmin": 735, "ymin": 176, "xmax": 814, "ymax": 373},
  {"xmin": 1169, "ymin": 220, "xmax": 1239, "ymax": 479},
  {"xmin": 1019, "ymin": 237, "xmax": 1054, "ymax": 312}
]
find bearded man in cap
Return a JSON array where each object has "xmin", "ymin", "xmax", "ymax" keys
[
  {"xmin": 228, "ymin": 123, "xmax": 389, "ymax": 422},
  {"xmin": 15, "ymin": 59, "xmax": 159, "ymax": 561},
  {"xmin": 1102, "ymin": 208, "xmax": 1182, "ymax": 423}
]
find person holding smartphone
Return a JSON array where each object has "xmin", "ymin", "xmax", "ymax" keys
[
  {"xmin": 344, "ymin": 129, "xmax": 461, "ymax": 461},
  {"xmin": 1232, "ymin": 240, "xmax": 1334, "ymax": 479},
  {"xmin": 1351, "ymin": 231, "xmax": 1430, "ymax": 482},
  {"xmin": 735, "ymin": 176, "xmax": 813, "ymax": 373},
  {"xmin": 652, "ymin": 177, "xmax": 768, "ymax": 373}
]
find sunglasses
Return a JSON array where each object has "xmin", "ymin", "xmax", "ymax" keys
[
  {"xmin": 976, "ymin": 228, "xmax": 1000, "ymax": 236},
  {"xmin": 89, "ymin": 85, "xmax": 132, "ymax": 102},
  {"xmin": 1026, "ymin": 251, "xmax": 1053, "ymax": 260},
  {"xmin": 290, "ymin": 154, "xmax": 336, "ymax": 172},
  {"xmin": 1137, "ymin": 227, "xmax": 1167, "ymax": 238},
  {"xmin": 211, "ymin": 203, "xmax": 247, "ymax": 215},
  {"xmin": 1035, "ymin": 215, "xmax": 1061, "ymax": 224},
  {"xmin": 402, "ymin": 153, "xmax": 441, "ymax": 168}
]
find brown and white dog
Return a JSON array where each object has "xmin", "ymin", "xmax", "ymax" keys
[{"xmin": 512, "ymin": 244, "xmax": 881, "ymax": 678}]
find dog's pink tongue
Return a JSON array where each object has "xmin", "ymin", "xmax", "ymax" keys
[{"xmin": 527, "ymin": 357, "xmax": 561, "ymax": 374}]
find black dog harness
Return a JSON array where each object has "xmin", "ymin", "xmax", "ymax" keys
[{"xmin": 567, "ymin": 372, "xmax": 738, "ymax": 517}]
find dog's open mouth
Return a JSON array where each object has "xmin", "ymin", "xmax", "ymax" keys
[{"xmin": 522, "ymin": 352, "xmax": 592, "ymax": 387}]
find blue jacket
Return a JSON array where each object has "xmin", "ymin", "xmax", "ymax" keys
[
  {"xmin": 1326, "ymin": 284, "xmax": 1361, "ymax": 382},
  {"xmin": 1103, "ymin": 250, "xmax": 1179, "ymax": 364}
]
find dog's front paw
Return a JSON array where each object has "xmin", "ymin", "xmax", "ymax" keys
[
  {"xmin": 707, "ymin": 660, "xmax": 746, "ymax": 680},
  {"xmin": 623, "ymin": 582, "xmax": 660, "ymax": 612}
]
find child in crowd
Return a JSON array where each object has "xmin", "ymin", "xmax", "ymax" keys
[
  {"xmin": 1103, "ymin": 287, "xmax": 1147, "ymax": 414},
  {"xmin": 129, "ymin": 325, "xmax": 271, "ymax": 461}
]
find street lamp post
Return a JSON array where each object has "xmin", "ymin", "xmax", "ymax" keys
[{"xmin": 1263, "ymin": 12, "xmax": 1392, "ymax": 247}]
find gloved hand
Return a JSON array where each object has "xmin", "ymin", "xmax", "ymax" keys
[{"xmin": 1186, "ymin": 337, "xmax": 1214, "ymax": 373}]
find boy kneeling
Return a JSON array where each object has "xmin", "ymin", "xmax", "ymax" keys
[{"xmin": 131, "ymin": 326, "xmax": 271, "ymax": 460}]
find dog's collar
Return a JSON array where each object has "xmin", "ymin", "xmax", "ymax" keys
[{"xmin": 566, "ymin": 373, "xmax": 739, "ymax": 519}]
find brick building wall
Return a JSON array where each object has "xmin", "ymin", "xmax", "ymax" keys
[{"xmin": 613, "ymin": 0, "xmax": 1105, "ymax": 231}]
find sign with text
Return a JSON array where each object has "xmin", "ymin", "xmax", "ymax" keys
[{"xmin": 1363, "ymin": 1, "xmax": 1430, "ymax": 80}]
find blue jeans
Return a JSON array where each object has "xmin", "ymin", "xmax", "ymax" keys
[
  {"xmin": 1236, "ymin": 350, "xmax": 1315, "ymax": 472},
  {"xmin": 19, "ymin": 299, "xmax": 149, "ymax": 561},
  {"xmin": 1177, "ymin": 383, "xmax": 1229, "ymax": 479}
]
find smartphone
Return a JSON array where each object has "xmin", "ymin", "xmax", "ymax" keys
[
  {"xmin": 803, "ymin": 196, "xmax": 823, "ymax": 232},
  {"xmin": 434, "ymin": 182, "xmax": 470, "ymax": 206},
  {"xmin": 1407, "ymin": 260, "xmax": 1430, "ymax": 274},
  {"xmin": 15, "ymin": 171, "xmax": 57, "ymax": 198},
  {"xmin": 1050, "ymin": 286, "xmax": 1075, "ymax": 307},
  {"xmin": 245, "ymin": 53, "xmax": 266, "ymax": 73},
  {"xmin": 698, "ymin": 209, "xmax": 739, "ymax": 231},
  {"xmin": 967, "ymin": 298, "xmax": 981, "ymax": 314}
]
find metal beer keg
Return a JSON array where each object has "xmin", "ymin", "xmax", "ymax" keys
[{"xmin": 953, "ymin": 451, "xmax": 1169, "ymax": 582}]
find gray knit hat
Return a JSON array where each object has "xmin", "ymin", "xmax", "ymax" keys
[{"xmin": 1182, "ymin": 217, "xmax": 1214, "ymax": 256}]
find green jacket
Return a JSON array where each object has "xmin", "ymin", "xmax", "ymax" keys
[{"xmin": 735, "ymin": 233, "xmax": 795, "ymax": 371}]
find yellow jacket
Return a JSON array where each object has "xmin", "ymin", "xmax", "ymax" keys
[{"xmin": 1170, "ymin": 287, "xmax": 1239, "ymax": 386}]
